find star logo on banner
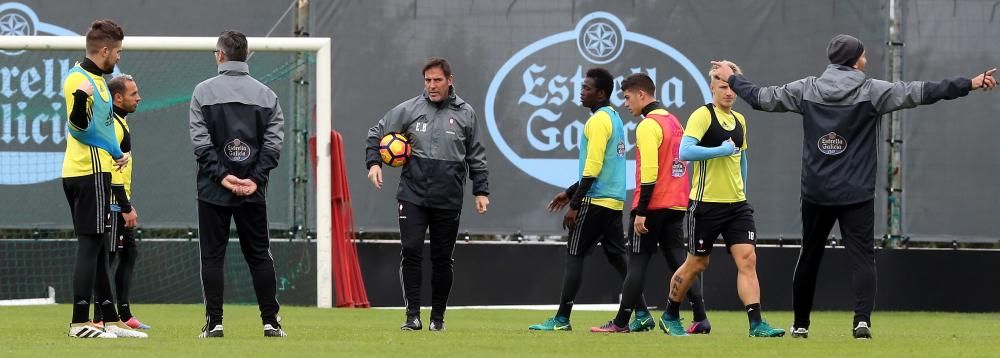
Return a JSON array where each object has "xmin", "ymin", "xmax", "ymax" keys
[
  {"xmin": 583, "ymin": 22, "xmax": 617, "ymax": 58},
  {"xmin": 0, "ymin": 13, "xmax": 29, "ymax": 36}
]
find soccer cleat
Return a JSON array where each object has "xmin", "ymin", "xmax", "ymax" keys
[
  {"xmin": 105, "ymin": 321, "xmax": 148, "ymax": 338},
  {"xmin": 400, "ymin": 315, "xmax": 422, "ymax": 331},
  {"xmin": 199, "ymin": 323, "xmax": 224, "ymax": 338},
  {"xmin": 528, "ymin": 316, "xmax": 572, "ymax": 331},
  {"xmin": 429, "ymin": 320, "xmax": 445, "ymax": 332},
  {"xmin": 590, "ymin": 320, "xmax": 629, "ymax": 333},
  {"xmin": 687, "ymin": 319, "xmax": 712, "ymax": 334},
  {"xmin": 748, "ymin": 320, "xmax": 786, "ymax": 338},
  {"xmin": 790, "ymin": 326, "xmax": 809, "ymax": 338},
  {"xmin": 628, "ymin": 312, "xmax": 655, "ymax": 332},
  {"xmin": 853, "ymin": 322, "xmax": 872, "ymax": 340},
  {"xmin": 68, "ymin": 322, "xmax": 117, "ymax": 338},
  {"xmin": 264, "ymin": 323, "xmax": 287, "ymax": 337},
  {"xmin": 659, "ymin": 315, "xmax": 689, "ymax": 336},
  {"xmin": 125, "ymin": 317, "xmax": 152, "ymax": 330}
]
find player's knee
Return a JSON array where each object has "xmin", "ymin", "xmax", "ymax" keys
[
  {"xmin": 686, "ymin": 256, "xmax": 710, "ymax": 273},
  {"xmin": 735, "ymin": 249, "xmax": 756, "ymax": 271}
]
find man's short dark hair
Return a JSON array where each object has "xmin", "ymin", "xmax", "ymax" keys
[
  {"xmin": 108, "ymin": 74, "xmax": 134, "ymax": 98},
  {"xmin": 422, "ymin": 57, "xmax": 452, "ymax": 77},
  {"xmin": 620, "ymin": 73, "xmax": 655, "ymax": 96},
  {"xmin": 217, "ymin": 30, "xmax": 248, "ymax": 62},
  {"xmin": 85, "ymin": 19, "xmax": 124, "ymax": 54},
  {"xmin": 586, "ymin": 67, "xmax": 614, "ymax": 99}
]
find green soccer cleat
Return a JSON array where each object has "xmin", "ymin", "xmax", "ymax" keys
[
  {"xmin": 658, "ymin": 314, "xmax": 689, "ymax": 336},
  {"xmin": 628, "ymin": 311, "xmax": 656, "ymax": 332},
  {"xmin": 528, "ymin": 316, "xmax": 572, "ymax": 331},
  {"xmin": 748, "ymin": 320, "xmax": 786, "ymax": 338}
]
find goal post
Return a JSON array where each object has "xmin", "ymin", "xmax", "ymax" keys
[{"xmin": 0, "ymin": 36, "xmax": 336, "ymax": 308}]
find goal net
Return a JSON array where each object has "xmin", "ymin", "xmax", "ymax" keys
[{"xmin": 0, "ymin": 36, "xmax": 335, "ymax": 307}]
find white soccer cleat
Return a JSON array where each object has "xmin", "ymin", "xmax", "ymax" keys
[
  {"xmin": 68, "ymin": 322, "xmax": 117, "ymax": 338},
  {"xmin": 104, "ymin": 321, "xmax": 148, "ymax": 338},
  {"xmin": 263, "ymin": 323, "xmax": 287, "ymax": 337}
]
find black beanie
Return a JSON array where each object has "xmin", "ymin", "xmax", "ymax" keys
[{"xmin": 827, "ymin": 34, "xmax": 864, "ymax": 67}]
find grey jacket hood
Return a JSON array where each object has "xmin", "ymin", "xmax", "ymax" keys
[{"xmin": 815, "ymin": 64, "xmax": 866, "ymax": 102}]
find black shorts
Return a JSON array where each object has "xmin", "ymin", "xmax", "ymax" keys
[
  {"xmin": 628, "ymin": 209, "xmax": 685, "ymax": 254},
  {"xmin": 62, "ymin": 173, "xmax": 112, "ymax": 235},
  {"xmin": 687, "ymin": 200, "xmax": 757, "ymax": 256},
  {"xmin": 108, "ymin": 209, "xmax": 137, "ymax": 252},
  {"xmin": 567, "ymin": 200, "xmax": 626, "ymax": 256}
]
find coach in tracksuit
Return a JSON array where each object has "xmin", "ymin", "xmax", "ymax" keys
[
  {"xmin": 189, "ymin": 30, "xmax": 286, "ymax": 338},
  {"xmin": 366, "ymin": 57, "xmax": 490, "ymax": 332},
  {"xmin": 712, "ymin": 34, "xmax": 996, "ymax": 339}
]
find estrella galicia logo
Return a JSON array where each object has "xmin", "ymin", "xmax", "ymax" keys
[
  {"xmin": 0, "ymin": 2, "xmax": 79, "ymax": 185},
  {"xmin": 817, "ymin": 132, "xmax": 847, "ymax": 155},
  {"xmin": 224, "ymin": 138, "xmax": 252, "ymax": 162},
  {"xmin": 484, "ymin": 12, "xmax": 711, "ymax": 189}
]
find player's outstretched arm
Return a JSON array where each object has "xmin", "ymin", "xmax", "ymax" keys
[
  {"xmin": 872, "ymin": 68, "xmax": 995, "ymax": 115},
  {"xmin": 712, "ymin": 60, "xmax": 807, "ymax": 114}
]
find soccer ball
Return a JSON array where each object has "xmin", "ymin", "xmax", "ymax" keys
[{"xmin": 379, "ymin": 133, "xmax": 411, "ymax": 167}]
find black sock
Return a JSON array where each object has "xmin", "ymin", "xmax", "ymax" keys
[
  {"xmin": 746, "ymin": 303, "xmax": 762, "ymax": 326},
  {"xmin": 691, "ymin": 299, "xmax": 708, "ymax": 322},
  {"xmin": 99, "ymin": 299, "xmax": 119, "ymax": 322},
  {"xmin": 118, "ymin": 303, "xmax": 132, "ymax": 321},
  {"xmin": 665, "ymin": 299, "xmax": 681, "ymax": 320},
  {"xmin": 72, "ymin": 298, "xmax": 91, "ymax": 324},
  {"xmin": 72, "ymin": 234, "xmax": 104, "ymax": 324},
  {"xmin": 556, "ymin": 255, "xmax": 585, "ymax": 320}
]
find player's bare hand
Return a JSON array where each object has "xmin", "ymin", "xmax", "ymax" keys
[
  {"xmin": 973, "ymin": 68, "xmax": 997, "ymax": 90},
  {"xmin": 562, "ymin": 207, "xmax": 579, "ymax": 230},
  {"xmin": 368, "ymin": 165, "xmax": 383, "ymax": 190},
  {"xmin": 123, "ymin": 207, "xmax": 138, "ymax": 228},
  {"xmin": 475, "ymin": 195, "xmax": 489, "ymax": 214},
  {"xmin": 77, "ymin": 80, "xmax": 93, "ymax": 96},
  {"xmin": 547, "ymin": 192, "xmax": 570, "ymax": 212},
  {"xmin": 634, "ymin": 215, "xmax": 648, "ymax": 235},
  {"xmin": 114, "ymin": 153, "xmax": 130, "ymax": 171}
]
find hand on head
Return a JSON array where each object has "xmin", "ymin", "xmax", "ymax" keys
[{"xmin": 710, "ymin": 60, "xmax": 742, "ymax": 82}]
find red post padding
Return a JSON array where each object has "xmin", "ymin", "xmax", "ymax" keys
[{"xmin": 309, "ymin": 131, "xmax": 369, "ymax": 308}]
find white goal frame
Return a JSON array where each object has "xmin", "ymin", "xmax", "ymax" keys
[{"xmin": 0, "ymin": 36, "xmax": 336, "ymax": 308}]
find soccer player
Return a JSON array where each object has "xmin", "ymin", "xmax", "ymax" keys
[
  {"xmin": 366, "ymin": 57, "xmax": 490, "ymax": 332},
  {"xmin": 62, "ymin": 19, "xmax": 145, "ymax": 339},
  {"xmin": 713, "ymin": 34, "xmax": 997, "ymax": 339},
  {"xmin": 106, "ymin": 74, "xmax": 149, "ymax": 330},
  {"xmin": 658, "ymin": 64, "xmax": 785, "ymax": 338},
  {"xmin": 529, "ymin": 67, "xmax": 640, "ymax": 331},
  {"xmin": 590, "ymin": 73, "xmax": 710, "ymax": 333},
  {"xmin": 190, "ymin": 30, "xmax": 286, "ymax": 338}
]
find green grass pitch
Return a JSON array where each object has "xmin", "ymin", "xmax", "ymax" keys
[{"xmin": 2, "ymin": 304, "xmax": 998, "ymax": 357}]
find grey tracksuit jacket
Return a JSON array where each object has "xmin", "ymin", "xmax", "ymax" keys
[
  {"xmin": 730, "ymin": 64, "xmax": 971, "ymax": 205},
  {"xmin": 190, "ymin": 61, "xmax": 285, "ymax": 206},
  {"xmin": 366, "ymin": 86, "xmax": 489, "ymax": 211}
]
